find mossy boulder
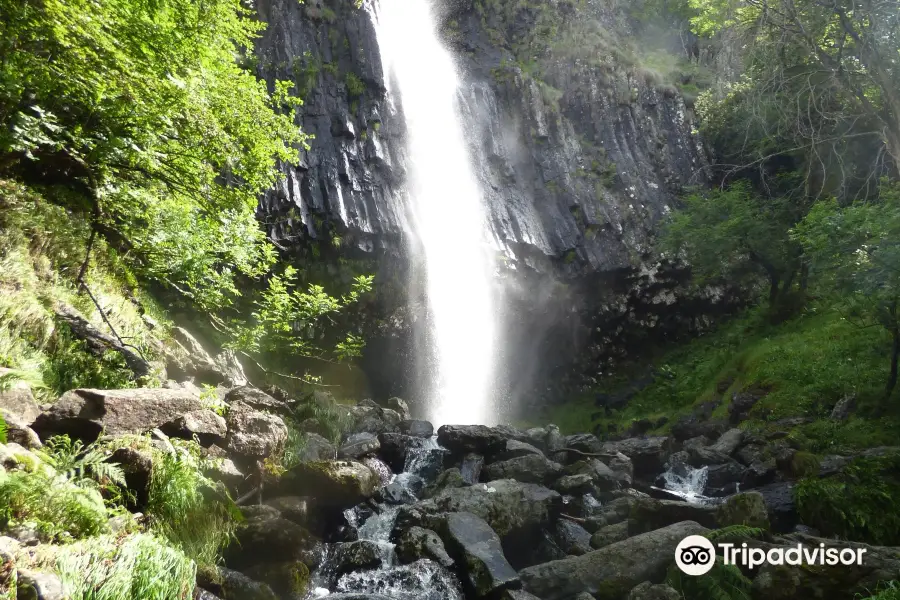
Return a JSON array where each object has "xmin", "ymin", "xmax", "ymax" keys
[
  {"xmin": 278, "ymin": 460, "xmax": 378, "ymax": 511},
  {"xmin": 590, "ymin": 521, "xmax": 629, "ymax": 549},
  {"xmin": 716, "ymin": 491, "xmax": 770, "ymax": 529},
  {"xmin": 244, "ymin": 560, "xmax": 310, "ymax": 597}
]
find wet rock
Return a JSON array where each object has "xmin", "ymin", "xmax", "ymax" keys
[
  {"xmin": 600, "ymin": 437, "xmax": 670, "ymax": 477},
  {"xmin": 716, "ymin": 491, "xmax": 770, "ymax": 529},
  {"xmin": 519, "ymin": 521, "xmax": 709, "ymax": 600},
  {"xmin": 162, "ymin": 409, "xmax": 227, "ymax": 446},
  {"xmin": 627, "ymin": 582, "xmax": 680, "ymax": 600},
  {"xmin": 339, "ymin": 433, "xmax": 380, "ymax": 459},
  {"xmin": 361, "ymin": 456, "xmax": 392, "ymax": 487},
  {"xmin": 735, "ymin": 443, "xmax": 766, "ymax": 466},
  {"xmin": 563, "ymin": 434, "xmax": 603, "ymax": 454},
  {"xmin": 565, "ymin": 459, "xmax": 623, "ymax": 492},
  {"xmin": 279, "ymin": 460, "xmax": 378, "ymax": 511},
  {"xmin": 398, "ymin": 420, "xmax": 433, "ymax": 437},
  {"xmin": 299, "ymin": 433, "xmax": 338, "ymax": 462},
  {"xmin": 422, "ymin": 467, "xmax": 465, "ymax": 499},
  {"xmin": 386, "ymin": 397, "xmax": 411, "ymax": 421},
  {"xmin": 348, "ymin": 405, "xmax": 401, "ymax": 436},
  {"xmin": 756, "ymin": 482, "xmax": 798, "ymax": 533},
  {"xmin": 243, "ymin": 561, "xmax": 310, "ymax": 598},
  {"xmin": 704, "ymin": 461, "xmax": 747, "ymax": 496},
  {"xmin": 379, "ymin": 475, "xmax": 422, "ymax": 505},
  {"xmin": 376, "ymin": 432, "xmax": 413, "ymax": 472},
  {"xmin": 333, "ymin": 540, "xmax": 385, "ymax": 578},
  {"xmin": 501, "ymin": 591, "xmax": 544, "ymax": 600},
  {"xmin": 265, "ymin": 496, "xmax": 311, "ymax": 526},
  {"xmin": 461, "ymin": 453, "xmax": 484, "ymax": 485},
  {"xmin": 396, "ymin": 526, "xmax": 454, "ymax": 568},
  {"xmin": 225, "ymin": 386, "xmax": 288, "ymax": 416},
  {"xmin": 0, "ymin": 372, "xmax": 40, "ymax": 423},
  {"xmin": 552, "ymin": 473, "xmax": 595, "ymax": 496},
  {"xmin": 201, "ymin": 566, "xmax": 277, "ymax": 600},
  {"xmin": 33, "ymin": 388, "xmax": 203, "ymax": 441},
  {"xmin": 226, "ymin": 513, "xmax": 317, "ymax": 570},
  {"xmin": 437, "ymin": 425, "xmax": 507, "ymax": 457},
  {"xmin": 0, "ymin": 410, "xmax": 41, "ymax": 449},
  {"xmin": 226, "ymin": 402, "xmax": 288, "ymax": 459},
  {"xmin": 686, "ymin": 445, "xmax": 733, "ymax": 466},
  {"xmin": 607, "ymin": 452, "xmax": 634, "ymax": 486},
  {"xmin": 628, "ymin": 497, "xmax": 718, "ymax": 533},
  {"xmin": 552, "ymin": 519, "xmax": 592, "ymax": 556},
  {"xmin": 589, "ymin": 521, "xmax": 629, "ymax": 549},
  {"xmin": 481, "ymin": 454, "xmax": 563, "ymax": 485},
  {"xmin": 439, "ymin": 511, "xmax": 519, "ymax": 598},
  {"xmin": 493, "ymin": 439, "xmax": 545, "ymax": 461},
  {"xmin": 709, "ymin": 428, "xmax": 744, "ymax": 455},
  {"xmin": 16, "ymin": 569, "xmax": 65, "ymax": 600}
]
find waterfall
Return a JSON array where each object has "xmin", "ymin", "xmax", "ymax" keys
[{"xmin": 370, "ymin": 0, "xmax": 498, "ymax": 427}]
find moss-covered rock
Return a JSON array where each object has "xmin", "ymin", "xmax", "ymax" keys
[
  {"xmin": 716, "ymin": 491, "xmax": 770, "ymax": 529},
  {"xmin": 278, "ymin": 459, "xmax": 378, "ymax": 510},
  {"xmin": 244, "ymin": 560, "xmax": 310, "ymax": 597}
]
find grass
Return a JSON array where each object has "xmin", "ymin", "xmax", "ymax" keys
[
  {"xmin": 861, "ymin": 582, "xmax": 900, "ymax": 600},
  {"xmin": 52, "ymin": 533, "xmax": 196, "ymax": 600},
  {"xmin": 541, "ymin": 303, "xmax": 900, "ymax": 453}
]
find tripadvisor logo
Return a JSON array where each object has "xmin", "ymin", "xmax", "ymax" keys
[{"xmin": 675, "ymin": 535, "xmax": 868, "ymax": 576}]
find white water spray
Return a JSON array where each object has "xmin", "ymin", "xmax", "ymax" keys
[{"xmin": 371, "ymin": 0, "xmax": 498, "ymax": 426}]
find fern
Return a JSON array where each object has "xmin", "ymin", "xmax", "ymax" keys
[
  {"xmin": 667, "ymin": 558, "xmax": 752, "ymax": 600},
  {"xmin": 0, "ymin": 412, "xmax": 6, "ymax": 444},
  {"xmin": 38, "ymin": 435, "xmax": 126, "ymax": 492}
]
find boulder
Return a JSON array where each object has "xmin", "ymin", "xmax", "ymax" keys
[
  {"xmin": 552, "ymin": 473, "xmax": 595, "ymax": 496},
  {"xmin": 627, "ymin": 582, "xmax": 680, "ymax": 600},
  {"xmin": 729, "ymin": 390, "xmax": 764, "ymax": 423},
  {"xmin": 629, "ymin": 496, "xmax": 718, "ymax": 533},
  {"xmin": 298, "ymin": 433, "xmax": 338, "ymax": 462},
  {"xmin": 265, "ymin": 496, "xmax": 311, "ymax": 527},
  {"xmin": 0, "ymin": 410, "xmax": 41, "ymax": 449},
  {"xmin": 225, "ymin": 513, "xmax": 317, "ymax": 570},
  {"xmin": 563, "ymin": 434, "xmax": 603, "ymax": 454},
  {"xmin": 422, "ymin": 467, "xmax": 466, "ymax": 499},
  {"xmin": 519, "ymin": 521, "xmax": 709, "ymax": 600},
  {"xmin": 200, "ymin": 566, "xmax": 277, "ymax": 600},
  {"xmin": 756, "ymin": 482, "xmax": 798, "ymax": 533},
  {"xmin": 566, "ymin": 459, "xmax": 623, "ymax": 492},
  {"xmin": 338, "ymin": 433, "xmax": 380, "ymax": 460},
  {"xmin": 493, "ymin": 439, "xmax": 545, "ymax": 461},
  {"xmin": 225, "ymin": 402, "xmax": 287, "ymax": 458},
  {"xmin": 348, "ymin": 405, "xmax": 401, "ymax": 436},
  {"xmin": 709, "ymin": 428, "xmax": 744, "ymax": 455},
  {"xmin": 600, "ymin": 438, "xmax": 670, "ymax": 477},
  {"xmin": 279, "ymin": 460, "xmax": 378, "ymax": 510},
  {"xmin": 482, "ymin": 454, "xmax": 562, "ymax": 485},
  {"xmin": 589, "ymin": 521, "xmax": 629, "ymax": 549},
  {"xmin": 437, "ymin": 425, "xmax": 507, "ymax": 457},
  {"xmin": 33, "ymin": 388, "xmax": 202, "ymax": 440},
  {"xmin": 552, "ymin": 519, "xmax": 593, "ymax": 556},
  {"xmin": 501, "ymin": 591, "xmax": 544, "ymax": 600},
  {"xmin": 386, "ymin": 397, "xmax": 412, "ymax": 421},
  {"xmin": 110, "ymin": 446, "xmax": 154, "ymax": 509},
  {"xmin": 396, "ymin": 526, "xmax": 454, "ymax": 568},
  {"xmin": 243, "ymin": 561, "xmax": 310, "ymax": 598},
  {"xmin": 16, "ymin": 569, "xmax": 65, "ymax": 600},
  {"xmin": 332, "ymin": 540, "xmax": 385, "ymax": 578},
  {"xmin": 704, "ymin": 461, "xmax": 747, "ymax": 496},
  {"xmin": 168, "ymin": 327, "xmax": 247, "ymax": 387},
  {"xmin": 461, "ymin": 453, "xmax": 484, "ymax": 484},
  {"xmin": 439, "ymin": 512, "xmax": 519, "ymax": 598},
  {"xmin": 162, "ymin": 409, "xmax": 226, "ymax": 446},
  {"xmin": 376, "ymin": 433, "xmax": 414, "ymax": 472},
  {"xmin": 716, "ymin": 491, "xmax": 770, "ymax": 529},
  {"xmin": 225, "ymin": 386, "xmax": 288, "ymax": 415},
  {"xmin": 203, "ymin": 456, "xmax": 244, "ymax": 492},
  {"xmin": 398, "ymin": 420, "xmax": 433, "ymax": 438},
  {"xmin": 0, "ymin": 373, "xmax": 40, "ymax": 423},
  {"xmin": 670, "ymin": 414, "xmax": 727, "ymax": 442},
  {"xmin": 686, "ymin": 445, "xmax": 733, "ymax": 467}
]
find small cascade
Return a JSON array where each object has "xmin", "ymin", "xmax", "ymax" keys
[
  {"xmin": 656, "ymin": 464, "xmax": 722, "ymax": 505},
  {"xmin": 306, "ymin": 436, "xmax": 461, "ymax": 600}
]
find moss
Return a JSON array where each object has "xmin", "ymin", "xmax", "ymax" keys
[
  {"xmin": 716, "ymin": 492, "xmax": 770, "ymax": 529},
  {"xmin": 345, "ymin": 72, "xmax": 365, "ymax": 98}
]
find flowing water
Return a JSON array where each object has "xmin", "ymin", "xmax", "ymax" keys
[
  {"xmin": 308, "ymin": 438, "xmax": 462, "ymax": 600},
  {"xmin": 370, "ymin": 0, "xmax": 499, "ymax": 427},
  {"xmin": 656, "ymin": 464, "xmax": 722, "ymax": 505}
]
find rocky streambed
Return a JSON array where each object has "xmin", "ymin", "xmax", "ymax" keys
[{"xmin": 1, "ymin": 380, "xmax": 899, "ymax": 600}]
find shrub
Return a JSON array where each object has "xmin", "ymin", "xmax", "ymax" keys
[
  {"xmin": 54, "ymin": 533, "xmax": 196, "ymax": 600},
  {"xmin": 345, "ymin": 72, "xmax": 366, "ymax": 98}
]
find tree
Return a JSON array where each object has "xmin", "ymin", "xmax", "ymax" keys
[
  {"xmin": 794, "ymin": 181, "xmax": 900, "ymax": 397},
  {"xmin": 0, "ymin": 0, "xmax": 306, "ymax": 309},
  {"xmin": 663, "ymin": 181, "xmax": 804, "ymax": 307},
  {"xmin": 691, "ymin": 0, "xmax": 900, "ymax": 190}
]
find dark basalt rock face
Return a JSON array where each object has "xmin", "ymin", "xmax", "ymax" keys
[{"xmin": 251, "ymin": 0, "xmax": 739, "ymax": 411}]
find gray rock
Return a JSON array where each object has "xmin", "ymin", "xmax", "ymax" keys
[
  {"xmin": 704, "ymin": 460, "xmax": 748, "ymax": 496},
  {"xmin": 481, "ymin": 453, "xmax": 563, "ymax": 485},
  {"xmin": 243, "ymin": 560, "xmax": 310, "ymax": 598},
  {"xmin": 440, "ymin": 512, "xmax": 519, "ymax": 598},
  {"xmin": 332, "ymin": 540, "xmax": 384, "ymax": 578},
  {"xmin": 225, "ymin": 386, "xmax": 288, "ymax": 415},
  {"xmin": 209, "ymin": 566, "xmax": 278, "ymax": 600},
  {"xmin": 830, "ymin": 394, "xmax": 857, "ymax": 420},
  {"xmin": 716, "ymin": 491, "xmax": 770, "ymax": 529},
  {"xmin": 396, "ymin": 526, "xmax": 455, "ymax": 568},
  {"xmin": 686, "ymin": 445, "xmax": 733, "ymax": 466},
  {"xmin": 552, "ymin": 473, "xmax": 595, "ymax": 495},
  {"xmin": 279, "ymin": 460, "xmax": 378, "ymax": 510},
  {"xmin": 519, "ymin": 521, "xmax": 709, "ymax": 600},
  {"xmin": 589, "ymin": 521, "xmax": 629, "ymax": 549},
  {"xmin": 204, "ymin": 456, "xmax": 244, "ymax": 492},
  {"xmin": 628, "ymin": 497, "xmax": 718, "ymax": 533},
  {"xmin": 627, "ymin": 582, "xmax": 680, "ymax": 600},
  {"xmin": 16, "ymin": 570, "xmax": 65, "ymax": 600},
  {"xmin": 398, "ymin": 419, "xmax": 433, "ymax": 437},
  {"xmin": 600, "ymin": 437, "xmax": 670, "ymax": 477},
  {"xmin": 709, "ymin": 428, "xmax": 744, "ymax": 455},
  {"xmin": 110, "ymin": 446, "xmax": 154, "ymax": 508},
  {"xmin": 225, "ymin": 513, "xmax": 316, "ymax": 570},
  {"xmin": 265, "ymin": 496, "xmax": 311, "ymax": 526},
  {"xmin": 437, "ymin": 424, "xmax": 507, "ymax": 457},
  {"xmin": 565, "ymin": 459, "xmax": 623, "ymax": 492},
  {"xmin": 563, "ymin": 434, "xmax": 603, "ymax": 454},
  {"xmin": 225, "ymin": 402, "xmax": 288, "ymax": 458},
  {"xmin": 756, "ymin": 482, "xmax": 798, "ymax": 533},
  {"xmin": 422, "ymin": 467, "xmax": 466, "ymax": 499},
  {"xmin": 501, "ymin": 591, "xmax": 544, "ymax": 600},
  {"xmin": 386, "ymin": 397, "xmax": 412, "ymax": 421},
  {"xmin": 0, "ymin": 409, "xmax": 41, "ymax": 449},
  {"xmin": 299, "ymin": 432, "xmax": 338, "ymax": 462},
  {"xmin": 339, "ymin": 432, "xmax": 380, "ymax": 459},
  {"xmin": 0, "ymin": 372, "xmax": 40, "ymax": 423},
  {"xmin": 162, "ymin": 408, "xmax": 226, "ymax": 446},
  {"xmin": 33, "ymin": 388, "xmax": 203, "ymax": 440},
  {"xmin": 729, "ymin": 390, "xmax": 765, "ymax": 423},
  {"xmin": 494, "ymin": 439, "xmax": 545, "ymax": 461},
  {"xmin": 461, "ymin": 453, "xmax": 484, "ymax": 485},
  {"xmin": 552, "ymin": 519, "xmax": 593, "ymax": 556}
]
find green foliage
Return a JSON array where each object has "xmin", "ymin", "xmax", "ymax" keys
[
  {"xmin": 706, "ymin": 525, "xmax": 766, "ymax": 543},
  {"xmin": 0, "ymin": 412, "xmax": 5, "ymax": 444},
  {"xmin": 146, "ymin": 445, "xmax": 240, "ymax": 566},
  {"xmin": 38, "ymin": 435, "xmax": 127, "ymax": 498},
  {"xmin": 795, "ymin": 455, "xmax": 900, "ymax": 545},
  {"xmin": 0, "ymin": 468, "xmax": 110, "ymax": 541},
  {"xmin": 53, "ymin": 533, "xmax": 196, "ymax": 600},
  {"xmin": 42, "ymin": 327, "xmax": 137, "ymax": 396},
  {"xmin": 345, "ymin": 72, "xmax": 366, "ymax": 98},
  {"xmin": 860, "ymin": 581, "xmax": 900, "ymax": 600},
  {"xmin": 666, "ymin": 557, "xmax": 752, "ymax": 600},
  {"xmin": 0, "ymin": 0, "xmax": 307, "ymax": 310},
  {"xmin": 663, "ymin": 181, "xmax": 803, "ymax": 306}
]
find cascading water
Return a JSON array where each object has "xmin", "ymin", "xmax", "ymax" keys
[{"xmin": 370, "ymin": 0, "xmax": 499, "ymax": 427}]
